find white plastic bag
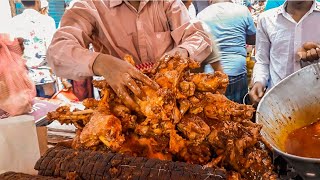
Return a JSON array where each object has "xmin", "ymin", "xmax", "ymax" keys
[{"xmin": 0, "ymin": 115, "xmax": 40, "ymax": 175}]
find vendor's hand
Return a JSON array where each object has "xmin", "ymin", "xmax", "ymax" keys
[
  {"xmin": 93, "ymin": 54, "xmax": 159, "ymax": 111},
  {"xmin": 249, "ymin": 82, "xmax": 266, "ymax": 107},
  {"xmin": 162, "ymin": 48, "xmax": 189, "ymax": 59},
  {"xmin": 297, "ymin": 42, "xmax": 320, "ymax": 62}
]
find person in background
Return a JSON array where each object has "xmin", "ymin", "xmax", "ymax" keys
[
  {"xmin": 192, "ymin": 0, "xmax": 210, "ymax": 15},
  {"xmin": 264, "ymin": 0, "xmax": 284, "ymax": 10},
  {"xmin": 265, "ymin": 0, "xmax": 320, "ymax": 11},
  {"xmin": 188, "ymin": 2, "xmax": 197, "ymax": 19},
  {"xmin": 250, "ymin": 0, "xmax": 320, "ymax": 106},
  {"xmin": 40, "ymin": 0, "xmax": 49, "ymax": 15},
  {"xmin": 252, "ymin": 0, "xmax": 266, "ymax": 24},
  {"xmin": 253, "ymin": 0, "xmax": 266, "ymax": 12},
  {"xmin": 9, "ymin": 0, "xmax": 57, "ymax": 98},
  {"xmin": 0, "ymin": 0, "xmax": 12, "ymax": 33},
  {"xmin": 182, "ymin": 0, "xmax": 225, "ymax": 73},
  {"xmin": 198, "ymin": 0, "xmax": 256, "ymax": 104},
  {"xmin": 233, "ymin": 0, "xmax": 253, "ymax": 11},
  {"xmin": 182, "ymin": 0, "xmax": 196, "ymax": 19},
  {"xmin": 47, "ymin": 0, "xmax": 213, "ymax": 110}
]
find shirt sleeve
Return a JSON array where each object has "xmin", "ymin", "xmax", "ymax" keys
[
  {"xmin": 245, "ymin": 9, "xmax": 256, "ymax": 36},
  {"xmin": 166, "ymin": 0, "xmax": 212, "ymax": 63},
  {"xmin": 252, "ymin": 16, "xmax": 270, "ymax": 87},
  {"xmin": 46, "ymin": 1, "xmax": 100, "ymax": 80}
]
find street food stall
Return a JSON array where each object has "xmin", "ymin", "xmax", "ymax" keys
[
  {"xmin": 2, "ymin": 54, "xmax": 320, "ymax": 180},
  {"xmin": 1, "ymin": 54, "xmax": 278, "ymax": 180}
]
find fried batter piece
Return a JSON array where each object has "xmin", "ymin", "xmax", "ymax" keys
[{"xmin": 48, "ymin": 53, "xmax": 276, "ymax": 179}]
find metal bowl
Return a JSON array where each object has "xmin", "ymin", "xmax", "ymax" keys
[{"xmin": 256, "ymin": 63, "xmax": 320, "ymax": 180}]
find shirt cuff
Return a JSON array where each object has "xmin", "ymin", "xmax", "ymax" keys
[
  {"xmin": 178, "ymin": 41, "xmax": 211, "ymax": 63},
  {"xmin": 253, "ymin": 77, "xmax": 267, "ymax": 87},
  {"xmin": 76, "ymin": 51, "xmax": 100, "ymax": 79}
]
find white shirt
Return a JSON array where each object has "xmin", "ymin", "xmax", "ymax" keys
[
  {"xmin": 253, "ymin": 0, "xmax": 320, "ymax": 88},
  {"xmin": 188, "ymin": 4, "xmax": 197, "ymax": 19},
  {"xmin": 9, "ymin": 9, "xmax": 56, "ymax": 85},
  {"xmin": 0, "ymin": 0, "xmax": 12, "ymax": 33}
]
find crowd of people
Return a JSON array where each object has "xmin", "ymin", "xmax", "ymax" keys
[{"xmin": 0, "ymin": 0, "xmax": 320, "ymax": 115}]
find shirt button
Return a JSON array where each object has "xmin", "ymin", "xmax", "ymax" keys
[{"xmin": 137, "ymin": 21, "xmax": 142, "ymax": 29}]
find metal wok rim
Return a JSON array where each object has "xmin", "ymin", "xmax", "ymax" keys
[{"xmin": 256, "ymin": 63, "xmax": 320, "ymax": 162}]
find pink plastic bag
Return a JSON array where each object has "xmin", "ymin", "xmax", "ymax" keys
[{"xmin": 0, "ymin": 34, "xmax": 36, "ymax": 116}]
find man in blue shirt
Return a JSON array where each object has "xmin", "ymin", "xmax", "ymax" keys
[{"xmin": 198, "ymin": 0, "xmax": 256, "ymax": 103}]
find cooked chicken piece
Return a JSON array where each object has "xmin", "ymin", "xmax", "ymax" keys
[
  {"xmin": 152, "ymin": 54, "xmax": 199, "ymax": 94},
  {"xmin": 204, "ymin": 93, "xmax": 255, "ymax": 122},
  {"xmin": 178, "ymin": 142, "xmax": 211, "ymax": 165},
  {"xmin": 135, "ymin": 118, "xmax": 175, "ymax": 137},
  {"xmin": 227, "ymin": 172, "xmax": 243, "ymax": 180},
  {"xmin": 79, "ymin": 111, "xmax": 125, "ymax": 151},
  {"xmin": 178, "ymin": 81, "xmax": 196, "ymax": 98},
  {"xmin": 110, "ymin": 104, "xmax": 137, "ymax": 131},
  {"xmin": 207, "ymin": 120, "xmax": 262, "ymax": 155},
  {"xmin": 48, "ymin": 54, "xmax": 275, "ymax": 178},
  {"xmin": 71, "ymin": 130, "xmax": 83, "ymax": 150},
  {"xmin": 177, "ymin": 114, "xmax": 210, "ymax": 144},
  {"xmin": 188, "ymin": 95, "xmax": 204, "ymax": 114},
  {"xmin": 178, "ymin": 99, "xmax": 190, "ymax": 116},
  {"xmin": 119, "ymin": 134, "xmax": 171, "ymax": 160},
  {"xmin": 169, "ymin": 130, "xmax": 187, "ymax": 154},
  {"xmin": 82, "ymin": 98, "xmax": 99, "ymax": 109},
  {"xmin": 47, "ymin": 106, "xmax": 93, "ymax": 129},
  {"xmin": 227, "ymin": 145, "xmax": 277, "ymax": 180},
  {"xmin": 134, "ymin": 86, "xmax": 176, "ymax": 120},
  {"xmin": 188, "ymin": 72, "xmax": 229, "ymax": 94}
]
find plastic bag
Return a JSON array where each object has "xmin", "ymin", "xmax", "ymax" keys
[
  {"xmin": 0, "ymin": 115, "xmax": 40, "ymax": 174},
  {"xmin": 0, "ymin": 34, "xmax": 36, "ymax": 116}
]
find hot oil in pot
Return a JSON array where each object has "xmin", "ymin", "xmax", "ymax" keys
[{"xmin": 285, "ymin": 119, "xmax": 320, "ymax": 158}]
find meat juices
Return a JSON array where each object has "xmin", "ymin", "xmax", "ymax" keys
[{"xmin": 285, "ymin": 119, "xmax": 320, "ymax": 158}]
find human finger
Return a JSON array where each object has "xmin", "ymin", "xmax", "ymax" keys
[
  {"xmin": 303, "ymin": 42, "xmax": 319, "ymax": 50},
  {"xmin": 130, "ymin": 68, "xmax": 160, "ymax": 90},
  {"xmin": 123, "ymin": 73, "xmax": 144, "ymax": 99},
  {"xmin": 117, "ymin": 85, "xmax": 139, "ymax": 111},
  {"xmin": 257, "ymin": 86, "xmax": 265, "ymax": 98},
  {"xmin": 310, "ymin": 48, "xmax": 319, "ymax": 61},
  {"xmin": 297, "ymin": 48, "xmax": 307, "ymax": 61},
  {"xmin": 306, "ymin": 50, "xmax": 314, "ymax": 62},
  {"xmin": 249, "ymin": 87, "xmax": 260, "ymax": 106},
  {"xmin": 316, "ymin": 48, "xmax": 320, "ymax": 58}
]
